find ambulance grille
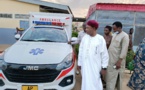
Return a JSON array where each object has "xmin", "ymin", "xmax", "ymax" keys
[{"xmin": 2, "ymin": 64, "xmax": 61, "ymax": 83}]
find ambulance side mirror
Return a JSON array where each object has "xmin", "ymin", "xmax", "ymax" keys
[
  {"xmin": 68, "ymin": 37, "xmax": 78, "ymax": 45},
  {"xmin": 71, "ymin": 37, "xmax": 77, "ymax": 42},
  {"xmin": 15, "ymin": 34, "xmax": 21, "ymax": 40}
]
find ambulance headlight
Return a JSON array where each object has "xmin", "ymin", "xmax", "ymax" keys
[
  {"xmin": 56, "ymin": 53, "xmax": 73, "ymax": 71},
  {"xmin": 0, "ymin": 52, "xmax": 7, "ymax": 70}
]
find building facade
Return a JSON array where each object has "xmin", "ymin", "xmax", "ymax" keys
[{"xmin": 0, "ymin": 0, "xmax": 72, "ymax": 29}]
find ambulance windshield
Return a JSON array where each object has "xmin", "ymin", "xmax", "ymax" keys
[{"xmin": 21, "ymin": 27, "xmax": 68, "ymax": 43}]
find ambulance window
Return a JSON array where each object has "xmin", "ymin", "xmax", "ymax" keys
[{"xmin": 21, "ymin": 27, "xmax": 68, "ymax": 43}]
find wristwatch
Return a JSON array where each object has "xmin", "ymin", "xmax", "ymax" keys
[{"xmin": 102, "ymin": 68, "xmax": 107, "ymax": 70}]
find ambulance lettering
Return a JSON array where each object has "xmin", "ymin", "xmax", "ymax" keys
[{"xmin": 40, "ymin": 18, "xmax": 60, "ymax": 22}]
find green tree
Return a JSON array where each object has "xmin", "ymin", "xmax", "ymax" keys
[
  {"xmin": 72, "ymin": 31, "xmax": 79, "ymax": 58},
  {"xmin": 126, "ymin": 50, "xmax": 135, "ymax": 73}
]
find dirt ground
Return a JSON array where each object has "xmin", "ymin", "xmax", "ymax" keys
[
  {"xmin": 73, "ymin": 70, "xmax": 132, "ymax": 90},
  {"xmin": 0, "ymin": 44, "xmax": 11, "ymax": 52}
]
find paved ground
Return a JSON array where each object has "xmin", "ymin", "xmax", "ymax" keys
[{"xmin": 73, "ymin": 70, "xmax": 132, "ymax": 90}]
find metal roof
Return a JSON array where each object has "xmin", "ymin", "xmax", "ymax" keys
[
  {"xmin": 96, "ymin": 3, "xmax": 145, "ymax": 12},
  {"xmin": 87, "ymin": 3, "xmax": 145, "ymax": 19},
  {"xmin": 18, "ymin": 0, "xmax": 73, "ymax": 15}
]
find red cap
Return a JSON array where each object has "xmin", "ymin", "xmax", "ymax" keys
[{"xmin": 87, "ymin": 20, "xmax": 99, "ymax": 29}]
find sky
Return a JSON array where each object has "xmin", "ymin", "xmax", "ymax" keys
[{"xmin": 43, "ymin": 0, "xmax": 145, "ymax": 17}]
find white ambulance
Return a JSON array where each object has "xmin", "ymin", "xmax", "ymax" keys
[{"xmin": 0, "ymin": 12, "xmax": 76, "ymax": 90}]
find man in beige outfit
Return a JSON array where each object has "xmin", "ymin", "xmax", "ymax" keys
[{"xmin": 106, "ymin": 21, "xmax": 129, "ymax": 90}]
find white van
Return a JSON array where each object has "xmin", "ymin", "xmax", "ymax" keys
[{"xmin": 0, "ymin": 13, "xmax": 76, "ymax": 90}]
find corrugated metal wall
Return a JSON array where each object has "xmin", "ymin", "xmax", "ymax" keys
[{"xmin": 88, "ymin": 10, "xmax": 145, "ymax": 47}]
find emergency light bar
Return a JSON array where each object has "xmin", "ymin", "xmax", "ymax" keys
[{"xmin": 33, "ymin": 21, "xmax": 65, "ymax": 26}]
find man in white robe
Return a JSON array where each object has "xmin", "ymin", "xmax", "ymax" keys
[{"xmin": 78, "ymin": 20, "xmax": 109, "ymax": 90}]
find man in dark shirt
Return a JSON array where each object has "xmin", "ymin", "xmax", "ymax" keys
[
  {"xmin": 104, "ymin": 26, "xmax": 112, "ymax": 49},
  {"xmin": 128, "ymin": 28, "xmax": 134, "ymax": 51}
]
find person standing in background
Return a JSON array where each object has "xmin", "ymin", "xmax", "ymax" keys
[
  {"xmin": 102, "ymin": 25, "xmax": 112, "ymax": 88},
  {"xmin": 128, "ymin": 28, "xmax": 134, "ymax": 51},
  {"xmin": 71, "ymin": 23, "xmax": 86, "ymax": 44},
  {"xmin": 104, "ymin": 25, "xmax": 112, "ymax": 49},
  {"xmin": 70, "ymin": 23, "xmax": 86, "ymax": 75},
  {"xmin": 106, "ymin": 21, "xmax": 129, "ymax": 90}
]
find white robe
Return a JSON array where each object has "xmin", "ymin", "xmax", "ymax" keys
[{"xmin": 78, "ymin": 34, "xmax": 109, "ymax": 90}]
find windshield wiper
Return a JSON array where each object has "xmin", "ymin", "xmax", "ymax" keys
[
  {"xmin": 21, "ymin": 39, "xmax": 37, "ymax": 41},
  {"xmin": 36, "ymin": 40, "xmax": 55, "ymax": 42},
  {"xmin": 21, "ymin": 39, "xmax": 60, "ymax": 42}
]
